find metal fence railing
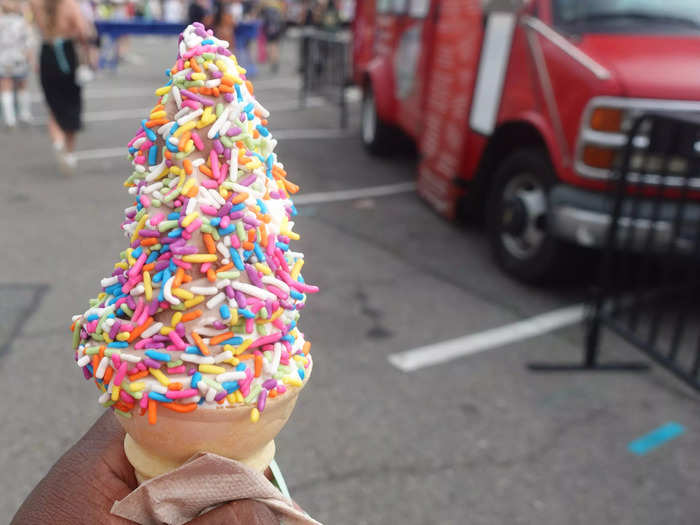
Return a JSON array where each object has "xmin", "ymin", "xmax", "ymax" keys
[
  {"xmin": 530, "ymin": 112, "xmax": 700, "ymax": 393},
  {"xmin": 300, "ymin": 29, "xmax": 352, "ymax": 128}
]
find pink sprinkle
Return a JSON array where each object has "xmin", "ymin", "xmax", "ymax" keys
[
  {"xmin": 127, "ymin": 130, "xmax": 146, "ymax": 148},
  {"xmin": 172, "ymin": 258, "xmax": 192, "ymax": 270},
  {"xmin": 200, "ymin": 204, "xmax": 218, "ymax": 216},
  {"xmin": 140, "ymin": 394, "xmax": 149, "ymax": 409},
  {"xmin": 249, "ymin": 333, "xmax": 283, "ymax": 349},
  {"xmin": 111, "ymin": 353, "xmax": 122, "ymax": 369},
  {"xmin": 272, "ymin": 318, "xmax": 286, "ymax": 331},
  {"xmin": 201, "ymin": 178, "xmax": 218, "ymax": 189},
  {"xmin": 230, "ymin": 234, "xmax": 241, "ymax": 249},
  {"xmin": 167, "ymin": 365, "xmax": 186, "ymax": 374},
  {"xmin": 134, "ymin": 155, "xmax": 145, "ymax": 165},
  {"xmin": 245, "ymin": 318, "xmax": 254, "ymax": 334},
  {"xmin": 129, "ymin": 253, "xmax": 148, "ymax": 278},
  {"xmin": 192, "ymin": 131, "xmax": 204, "ymax": 150},
  {"xmin": 185, "ymin": 218, "xmax": 202, "ymax": 233},
  {"xmin": 86, "ymin": 320, "xmax": 98, "ymax": 333},
  {"xmin": 168, "ymin": 331, "xmax": 187, "ymax": 350},
  {"xmin": 276, "ymin": 384, "xmax": 287, "ymax": 394},
  {"xmin": 267, "ymin": 285, "xmax": 288, "ymax": 300},
  {"xmin": 165, "ymin": 388, "xmax": 198, "ymax": 399},
  {"xmin": 150, "ymin": 212, "xmax": 166, "ymax": 226},
  {"xmin": 114, "ymin": 362, "xmax": 128, "ymax": 386},
  {"xmin": 140, "ymin": 195, "xmax": 151, "ymax": 208},
  {"xmin": 134, "ymin": 338, "xmax": 153, "ymax": 349},
  {"xmin": 257, "ymin": 389, "xmax": 267, "ymax": 412},
  {"xmin": 120, "ymin": 389, "xmax": 135, "ymax": 404},
  {"xmin": 220, "ymin": 215, "xmax": 230, "ymax": 228},
  {"xmin": 201, "ymin": 262, "xmax": 212, "ymax": 273},
  {"xmin": 182, "ymin": 99, "xmax": 200, "ymax": 110}
]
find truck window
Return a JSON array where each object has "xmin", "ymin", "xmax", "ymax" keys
[
  {"xmin": 377, "ymin": 0, "xmax": 392, "ymax": 14},
  {"xmin": 392, "ymin": 0, "xmax": 409, "ymax": 14},
  {"xmin": 409, "ymin": 0, "xmax": 430, "ymax": 18}
]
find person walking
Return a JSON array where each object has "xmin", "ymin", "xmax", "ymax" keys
[
  {"xmin": 0, "ymin": 0, "xmax": 34, "ymax": 128},
  {"xmin": 260, "ymin": 0, "xmax": 285, "ymax": 73},
  {"xmin": 29, "ymin": 0, "xmax": 91, "ymax": 174}
]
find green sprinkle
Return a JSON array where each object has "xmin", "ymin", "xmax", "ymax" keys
[
  {"xmin": 203, "ymin": 377, "xmax": 224, "ymax": 392},
  {"xmin": 72, "ymin": 320, "xmax": 82, "ymax": 349},
  {"xmin": 220, "ymin": 136, "xmax": 234, "ymax": 148},
  {"xmin": 216, "ymin": 271, "xmax": 240, "ymax": 280},
  {"xmin": 245, "ymin": 384, "xmax": 262, "ymax": 403},
  {"xmin": 171, "ymin": 303, "xmax": 186, "ymax": 311},
  {"xmin": 215, "ymin": 103, "xmax": 223, "ymax": 117},
  {"xmin": 158, "ymin": 219, "xmax": 179, "ymax": 232},
  {"xmin": 85, "ymin": 346, "xmax": 101, "ymax": 355},
  {"xmin": 113, "ymin": 409, "xmax": 132, "ymax": 418}
]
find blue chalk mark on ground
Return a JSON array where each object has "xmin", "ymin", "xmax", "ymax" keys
[{"xmin": 628, "ymin": 422, "xmax": 685, "ymax": 456}]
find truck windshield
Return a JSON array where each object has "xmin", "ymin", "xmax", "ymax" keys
[{"xmin": 553, "ymin": 0, "xmax": 700, "ymax": 34}]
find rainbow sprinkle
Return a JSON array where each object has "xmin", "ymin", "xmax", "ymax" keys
[{"xmin": 70, "ymin": 23, "xmax": 318, "ymax": 425}]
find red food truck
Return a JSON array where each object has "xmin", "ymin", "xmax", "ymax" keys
[{"xmin": 352, "ymin": 0, "xmax": 700, "ymax": 282}]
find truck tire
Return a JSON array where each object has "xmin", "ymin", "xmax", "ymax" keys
[
  {"xmin": 361, "ymin": 85, "xmax": 393, "ymax": 155},
  {"xmin": 486, "ymin": 149, "xmax": 568, "ymax": 283}
]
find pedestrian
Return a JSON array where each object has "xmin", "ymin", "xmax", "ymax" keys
[
  {"xmin": 10, "ymin": 411, "xmax": 281, "ymax": 524},
  {"xmin": 188, "ymin": 0, "xmax": 208, "ymax": 24},
  {"xmin": 29, "ymin": 0, "xmax": 91, "ymax": 174},
  {"xmin": 212, "ymin": 0, "xmax": 236, "ymax": 45},
  {"xmin": 260, "ymin": 0, "xmax": 285, "ymax": 73},
  {"xmin": 0, "ymin": 0, "xmax": 34, "ymax": 128}
]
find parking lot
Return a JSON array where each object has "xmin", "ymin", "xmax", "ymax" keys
[{"xmin": 1, "ymin": 36, "xmax": 699, "ymax": 524}]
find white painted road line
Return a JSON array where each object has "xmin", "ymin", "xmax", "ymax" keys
[
  {"xmin": 73, "ymin": 147, "xmax": 126, "ymax": 161},
  {"xmin": 32, "ymin": 97, "xmax": 328, "ymax": 126},
  {"xmin": 294, "ymin": 182, "xmax": 416, "ymax": 205},
  {"xmin": 388, "ymin": 304, "xmax": 586, "ymax": 372}
]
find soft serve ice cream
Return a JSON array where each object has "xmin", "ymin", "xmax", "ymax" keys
[{"xmin": 70, "ymin": 23, "xmax": 318, "ymax": 433}]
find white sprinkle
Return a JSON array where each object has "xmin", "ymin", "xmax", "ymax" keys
[
  {"xmin": 146, "ymin": 160, "xmax": 167, "ymax": 182},
  {"xmin": 230, "ymin": 281, "xmax": 276, "ymax": 301},
  {"xmin": 98, "ymin": 392, "xmax": 110, "ymax": 404},
  {"xmin": 215, "ymin": 278, "xmax": 231, "ymax": 289},
  {"xmin": 177, "ymin": 108, "xmax": 203, "ymax": 125},
  {"xmin": 141, "ymin": 322, "xmax": 164, "ymax": 339},
  {"xmin": 208, "ymin": 188, "xmax": 226, "ymax": 205},
  {"xmin": 163, "ymin": 277, "xmax": 181, "ymax": 305},
  {"xmin": 144, "ymin": 182, "xmax": 164, "ymax": 195},
  {"xmin": 207, "ymin": 106, "xmax": 231, "ymax": 139},
  {"xmin": 216, "ymin": 371, "xmax": 247, "ymax": 382},
  {"xmin": 214, "ymin": 350, "xmax": 234, "ymax": 363},
  {"xmin": 77, "ymin": 355, "xmax": 91, "ymax": 367},
  {"xmin": 205, "ymin": 388, "xmax": 217, "ymax": 403},
  {"xmin": 261, "ymin": 275, "xmax": 290, "ymax": 293},
  {"xmin": 181, "ymin": 354, "xmax": 215, "ymax": 365},
  {"xmin": 217, "ymin": 242, "xmax": 229, "ymax": 258},
  {"xmin": 151, "ymin": 384, "xmax": 168, "ymax": 395},
  {"xmin": 192, "ymin": 158, "xmax": 206, "ymax": 168},
  {"xmin": 206, "ymin": 292, "xmax": 226, "ymax": 309},
  {"xmin": 186, "ymin": 196, "xmax": 197, "ymax": 215},
  {"xmin": 96, "ymin": 357, "xmax": 109, "ymax": 379},
  {"xmin": 101, "ymin": 276, "xmax": 119, "ymax": 287},
  {"xmin": 120, "ymin": 353, "xmax": 142, "ymax": 363},
  {"xmin": 172, "ymin": 85, "xmax": 182, "ymax": 110},
  {"xmin": 129, "ymin": 284, "xmax": 145, "ymax": 296},
  {"xmin": 190, "ymin": 286, "xmax": 218, "ymax": 295},
  {"xmin": 158, "ymin": 121, "xmax": 176, "ymax": 136},
  {"xmin": 168, "ymin": 136, "xmax": 180, "ymax": 146}
]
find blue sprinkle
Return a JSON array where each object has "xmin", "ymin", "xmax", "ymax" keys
[
  {"xmin": 231, "ymin": 203, "xmax": 246, "ymax": 212},
  {"xmin": 290, "ymin": 290, "xmax": 303, "ymax": 301},
  {"xmin": 146, "ymin": 251, "xmax": 159, "ymax": 264},
  {"xmin": 256, "ymin": 125, "xmax": 270, "ymax": 137},
  {"xmin": 141, "ymin": 119, "xmax": 156, "ymax": 141},
  {"xmin": 166, "ymin": 141, "xmax": 179, "ymax": 153},
  {"xmin": 222, "ymin": 381, "xmax": 239, "ymax": 393},
  {"xmin": 148, "ymin": 391, "xmax": 173, "ymax": 403},
  {"xmin": 253, "ymin": 243, "xmax": 265, "ymax": 262},
  {"xmin": 86, "ymin": 364, "xmax": 94, "ymax": 376},
  {"xmin": 167, "ymin": 212, "xmax": 180, "ymax": 220},
  {"xmin": 209, "ymin": 217, "xmax": 221, "ymax": 227},
  {"xmin": 234, "ymin": 83, "xmax": 243, "ymax": 101},
  {"xmin": 281, "ymin": 335, "xmax": 294, "ymax": 342},
  {"xmin": 198, "ymin": 397, "xmax": 206, "ymax": 405},
  {"xmin": 132, "ymin": 246, "xmax": 143, "ymax": 259},
  {"xmin": 108, "ymin": 341, "xmax": 128, "ymax": 348},
  {"xmin": 230, "ymin": 248, "xmax": 244, "ymax": 270},
  {"xmin": 243, "ymin": 250, "xmax": 252, "ymax": 260},
  {"xmin": 128, "ymin": 146, "xmax": 137, "ymax": 154},
  {"xmin": 201, "ymin": 38, "xmax": 214, "ymax": 45},
  {"xmin": 169, "ymin": 260, "xmax": 177, "ymax": 273},
  {"xmin": 298, "ymin": 369, "xmax": 305, "ymax": 380},
  {"xmin": 152, "ymin": 270, "xmax": 164, "ymax": 283},
  {"xmin": 276, "ymin": 242, "xmax": 289, "ymax": 252},
  {"xmin": 256, "ymin": 199, "xmax": 268, "ymax": 214},
  {"xmin": 185, "ymin": 345, "xmax": 203, "ymax": 355},
  {"xmin": 168, "ymin": 227, "xmax": 184, "ymax": 238},
  {"xmin": 236, "ymin": 363, "xmax": 246, "ymax": 371},
  {"xmin": 238, "ymin": 308, "xmax": 255, "ymax": 319},
  {"xmin": 220, "ymin": 337, "xmax": 243, "ymax": 346},
  {"xmin": 168, "ymin": 122, "xmax": 179, "ymax": 136},
  {"xmin": 136, "ymin": 202, "xmax": 143, "ymax": 211},
  {"xmin": 191, "ymin": 371, "xmax": 202, "ymax": 388},
  {"xmin": 145, "ymin": 350, "xmax": 171, "ymax": 362},
  {"xmin": 86, "ymin": 314, "xmax": 99, "ymax": 322},
  {"xmin": 243, "ymin": 102, "xmax": 254, "ymax": 113},
  {"xmin": 220, "ymin": 304, "xmax": 231, "ymax": 319},
  {"xmin": 290, "ymin": 204, "xmax": 298, "ymax": 217},
  {"xmin": 218, "ymin": 225, "xmax": 235, "ymax": 236},
  {"xmin": 148, "ymin": 145, "xmax": 158, "ymax": 165}
]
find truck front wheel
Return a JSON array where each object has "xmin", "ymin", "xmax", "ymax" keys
[
  {"xmin": 486, "ymin": 149, "xmax": 568, "ymax": 283},
  {"xmin": 361, "ymin": 85, "xmax": 393, "ymax": 155}
]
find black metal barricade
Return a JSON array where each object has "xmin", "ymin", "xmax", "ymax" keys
[
  {"xmin": 300, "ymin": 29, "xmax": 351, "ymax": 128},
  {"xmin": 530, "ymin": 112, "xmax": 700, "ymax": 393}
]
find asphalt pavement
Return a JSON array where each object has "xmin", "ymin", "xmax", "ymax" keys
[{"xmin": 1, "ymin": 35, "xmax": 699, "ymax": 525}]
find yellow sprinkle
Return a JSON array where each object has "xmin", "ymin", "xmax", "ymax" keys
[
  {"xmin": 130, "ymin": 215, "xmax": 148, "ymax": 244},
  {"xmin": 181, "ymin": 212, "xmax": 199, "ymax": 228},
  {"xmin": 219, "ymin": 187, "xmax": 229, "ymax": 199},
  {"xmin": 191, "ymin": 72, "xmax": 207, "ymax": 81},
  {"xmin": 237, "ymin": 65, "xmax": 247, "ymax": 76},
  {"xmin": 149, "ymin": 368, "xmax": 171, "ymax": 386},
  {"xmin": 114, "ymin": 261, "xmax": 128, "ymax": 270},
  {"xmin": 256, "ymin": 308, "xmax": 283, "ymax": 325},
  {"xmin": 149, "ymin": 110, "xmax": 167, "ymax": 120},
  {"xmin": 182, "ymin": 254, "xmax": 218, "ymax": 263},
  {"xmin": 172, "ymin": 288, "xmax": 194, "ymax": 301},
  {"xmin": 282, "ymin": 377, "xmax": 303, "ymax": 387},
  {"xmin": 171, "ymin": 312, "xmax": 182, "ymax": 327},
  {"xmin": 227, "ymin": 393, "xmax": 238, "ymax": 404},
  {"xmin": 254, "ymin": 262, "xmax": 272, "ymax": 276},
  {"xmin": 154, "ymin": 85, "xmax": 171, "ymax": 96},
  {"xmin": 234, "ymin": 390, "xmax": 244, "ymax": 403},
  {"xmin": 170, "ymin": 165, "xmax": 182, "ymax": 176},
  {"xmin": 143, "ymin": 271, "xmax": 152, "ymax": 301},
  {"xmin": 250, "ymin": 408, "xmax": 260, "ymax": 423},
  {"xmin": 116, "ymin": 331, "xmax": 130, "ymax": 341},
  {"xmin": 290, "ymin": 259, "xmax": 304, "ymax": 280},
  {"xmin": 129, "ymin": 382, "xmax": 146, "ymax": 392},
  {"xmin": 230, "ymin": 309, "xmax": 238, "ymax": 325},
  {"xmin": 103, "ymin": 334, "xmax": 112, "ymax": 343},
  {"xmin": 199, "ymin": 364, "xmax": 226, "ymax": 374},
  {"xmin": 184, "ymin": 295, "xmax": 205, "ymax": 309},
  {"xmin": 215, "ymin": 59, "xmax": 230, "ymax": 74},
  {"xmin": 286, "ymin": 231, "xmax": 300, "ymax": 241},
  {"xmin": 234, "ymin": 338, "xmax": 253, "ymax": 355},
  {"xmin": 97, "ymin": 292, "xmax": 107, "ymax": 300},
  {"xmin": 173, "ymin": 120, "xmax": 196, "ymax": 137},
  {"xmin": 160, "ymin": 326, "xmax": 173, "ymax": 335},
  {"xmin": 111, "ymin": 385, "xmax": 120, "ymax": 401},
  {"xmin": 185, "ymin": 140, "xmax": 195, "ymax": 154},
  {"xmin": 225, "ymin": 357, "xmax": 240, "ymax": 366},
  {"xmin": 293, "ymin": 355, "xmax": 308, "ymax": 365},
  {"xmin": 176, "ymin": 171, "xmax": 185, "ymax": 190}
]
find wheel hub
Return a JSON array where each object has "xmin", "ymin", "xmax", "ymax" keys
[
  {"xmin": 501, "ymin": 197, "xmax": 528, "ymax": 236},
  {"xmin": 499, "ymin": 173, "xmax": 548, "ymax": 260}
]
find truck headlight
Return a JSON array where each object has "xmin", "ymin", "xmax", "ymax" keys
[{"xmin": 589, "ymin": 107, "xmax": 624, "ymax": 133}]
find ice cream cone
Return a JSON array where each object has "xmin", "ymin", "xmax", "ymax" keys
[{"xmin": 118, "ymin": 370, "xmax": 309, "ymax": 483}]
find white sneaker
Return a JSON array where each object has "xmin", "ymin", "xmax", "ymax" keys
[{"xmin": 58, "ymin": 151, "xmax": 77, "ymax": 176}]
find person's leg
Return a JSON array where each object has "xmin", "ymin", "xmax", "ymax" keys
[
  {"xmin": 1, "ymin": 77, "xmax": 17, "ymax": 127},
  {"xmin": 47, "ymin": 114, "xmax": 66, "ymax": 150},
  {"xmin": 269, "ymin": 41, "xmax": 279, "ymax": 73},
  {"xmin": 15, "ymin": 77, "xmax": 32, "ymax": 123}
]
